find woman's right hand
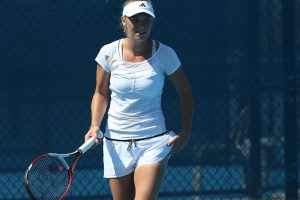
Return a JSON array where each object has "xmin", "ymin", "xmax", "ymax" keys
[{"xmin": 84, "ymin": 125, "xmax": 101, "ymax": 144}]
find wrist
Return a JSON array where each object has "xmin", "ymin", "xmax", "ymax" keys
[
  {"xmin": 90, "ymin": 124, "xmax": 100, "ymax": 130},
  {"xmin": 181, "ymin": 130, "xmax": 191, "ymax": 137}
]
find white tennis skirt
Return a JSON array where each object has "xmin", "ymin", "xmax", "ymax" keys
[{"xmin": 103, "ymin": 131, "xmax": 176, "ymax": 178}]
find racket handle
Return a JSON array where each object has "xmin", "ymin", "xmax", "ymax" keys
[{"xmin": 78, "ymin": 131, "xmax": 103, "ymax": 154}]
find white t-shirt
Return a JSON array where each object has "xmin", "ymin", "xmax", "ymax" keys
[{"xmin": 95, "ymin": 39, "xmax": 181, "ymax": 139}]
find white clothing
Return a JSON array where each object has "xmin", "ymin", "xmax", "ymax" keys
[
  {"xmin": 103, "ymin": 131, "xmax": 175, "ymax": 178},
  {"xmin": 95, "ymin": 39, "xmax": 181, "ymax": 139}
]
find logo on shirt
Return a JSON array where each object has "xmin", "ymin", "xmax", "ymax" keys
[
  {"xmin": 139, "ymin": 3, "xmax": 146, "ymax": 7},
  {"xmin": 105, "ymin": 55, "xmax": 110, "ymax": 62}
]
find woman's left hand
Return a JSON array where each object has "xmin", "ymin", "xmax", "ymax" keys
[{"xmin": 167, "ymin": 132, "xmax": 190, "ymax": 154}]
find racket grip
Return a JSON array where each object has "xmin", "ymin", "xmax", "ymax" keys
[{"xmin": 78, "ymin": 131, "xmax": 103, "ymax": 154}]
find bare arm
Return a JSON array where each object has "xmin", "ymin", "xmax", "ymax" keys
[
  {"xmin": 167, "ymin": 67, "xmax": 194, "ymax": 153},
  {"xmin": 85, "ymin": 65, "xmax": 110, "ymax": 143}
]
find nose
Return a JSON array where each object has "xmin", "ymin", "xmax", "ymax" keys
[{"xmin": 137, "ymin": 20, "xmax": 148, "ymax": 27}]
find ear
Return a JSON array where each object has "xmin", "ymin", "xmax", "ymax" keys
[{"xmin": 121, "ymin": 16, "xmax": 126, "ymax": 26}]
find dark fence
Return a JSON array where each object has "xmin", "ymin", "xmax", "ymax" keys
[{"xmin": 0, "ymin": 0, "xmax": 299, "ymax": 199}]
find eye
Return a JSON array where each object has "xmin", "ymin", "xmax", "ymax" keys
[{"xmin": 130, "ymin": 17, "xmax": 138, "ymax": 22}]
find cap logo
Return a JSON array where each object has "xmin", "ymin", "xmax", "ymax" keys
[
  {"xmin": 139, "ymin": 3, "xmax": 146, "ymax": 7},
  {"xmin": 122, "ymin": 1, "xmax": 155, "ymax": 18}
]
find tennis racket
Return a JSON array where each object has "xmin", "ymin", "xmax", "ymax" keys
[{"xmin": 24, "ymin": 131, "xmax": 103, "ymax": 200}]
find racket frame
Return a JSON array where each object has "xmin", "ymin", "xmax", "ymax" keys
[
  {"xmin": 24, "ymin": 151, "xmax": 81, "ymax": 200},
  {"xmin": 24, "ymin": 131, "xmax": 103, "ymax": 200}
]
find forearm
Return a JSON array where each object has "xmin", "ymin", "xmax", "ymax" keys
[
  {"xmin": 90, "ymin": 92, "xmax": 108, "ymax": 127},
  {"xmin": 180, "ymin": 92, "xmax": 194, "ymax": 136},
  {"xmin": 167, "ymin": 91, "xmax": 194, "ymax": 153}
]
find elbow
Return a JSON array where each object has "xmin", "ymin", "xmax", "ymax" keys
[
  {"xmin": 93, "ymin": 91, "xmax": 108, "ymax": 104},
  {"xmin": 181, "ymin": 88, "xmax": 194, "ymax": 103},
  {"xmin": 183, "ymin": 85, "xmax": 193, "ymax": 97},
  {"xmin": 94, "ymin": 87, "xmax": 109, "ymax": 99}
]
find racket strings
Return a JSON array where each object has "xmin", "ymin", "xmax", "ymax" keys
[{"xmin": 28, "ymin": 155, "xmax": 70, "ymax": 200}]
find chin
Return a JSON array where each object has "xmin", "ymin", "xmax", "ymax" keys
[{"xmin": 136, "ymin": 35, "xmax": 149, "ymax": 41}]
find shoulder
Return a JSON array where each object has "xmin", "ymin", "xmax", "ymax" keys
[
  {"xmin": 155, "ymin": 41, "xmax": 181, "ymax": 75},
  {"xmin": 158, "ymin": 41, "xmax": 176, "ymax": 50},
  {"xmin": 99, "ymin": 40, "xmax": 120, "ymax": 55},
  {"xmin": 95, "ymin": 39, "xmax": 121, "ymax": 71},
  {"xmin": 156, "ymin": 42, "xmax": 180, "ymax": 59},
  {"xmin": 156, "ymin": 42, "xmax": 178, "ymax": 57}
]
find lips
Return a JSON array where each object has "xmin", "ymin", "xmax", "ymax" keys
[{"xmin": 136, "ymin": 31, "xmax": 146, "ymax": 35}]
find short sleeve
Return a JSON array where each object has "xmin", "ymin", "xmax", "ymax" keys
[
  {"xmin": 95, "ymin": 45, "xmax": 110, "ymax": 72},
  {"xmin": 159, "ymin": 44, "xmax": 181, "ymax": 75}
]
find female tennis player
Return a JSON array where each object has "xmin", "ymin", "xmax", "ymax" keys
[{"xmin": 85, "ymin": 0, "xmax": 194, "ymax": 199}]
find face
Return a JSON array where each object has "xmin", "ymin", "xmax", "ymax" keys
[{"xmin": 122, "ymin": 13, "xmax": 154, "ymax": 41}]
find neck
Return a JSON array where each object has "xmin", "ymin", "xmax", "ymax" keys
[{"xmin": 124, "ymin": 38, "xmax": 151, "ymax": 56}]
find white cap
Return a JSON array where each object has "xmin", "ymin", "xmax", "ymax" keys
[{"xmin": 122, "ymin": 1, "xmax": 155, "ymax": 19}]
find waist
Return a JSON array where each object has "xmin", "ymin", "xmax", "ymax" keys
[{"xmin": 104, "ymin": 131, "xmax": 167, "ymax": 142}]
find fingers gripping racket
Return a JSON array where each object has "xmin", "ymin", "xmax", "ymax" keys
[{"xmin": 24, "ymin": 131, "xmax": 103, "ymax": 200}]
